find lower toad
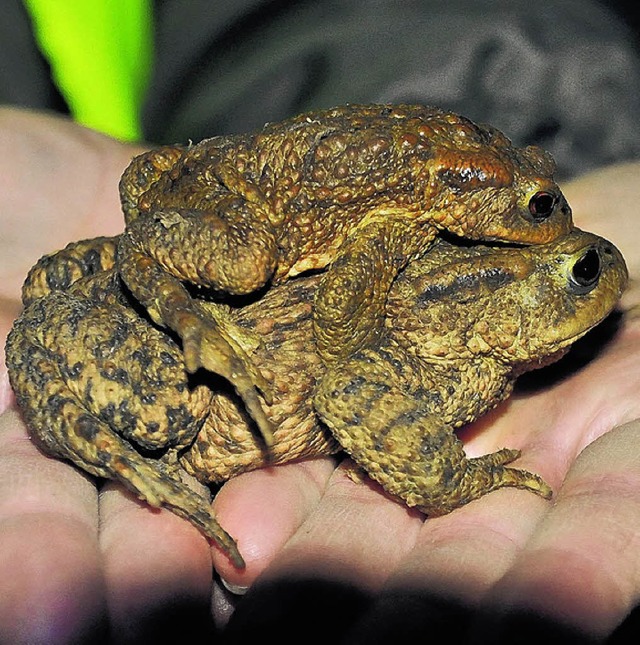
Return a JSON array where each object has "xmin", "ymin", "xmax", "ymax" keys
[{"xmin": 5, "ymin": 230, "xmax": 627, "ymax": 567}]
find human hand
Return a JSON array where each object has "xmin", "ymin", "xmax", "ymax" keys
[
  {"xmin": 1, "ymin": 107, "xmax": 639, "ymax": 642},
  {"xmin": 0, "ymin": 110, "xmax": 216, "ymax": 642},
  {"xmin": 208, "ymin": 161, "xmax": 640, "ymax": 641}
]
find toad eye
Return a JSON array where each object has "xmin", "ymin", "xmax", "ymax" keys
[
  {"xmin": 528, "ymin": 191, "xmax": 557, "ymax": 221},
  {"xmin": 569, "ymin": 247, "xmax": 601, "ymax": 294}
]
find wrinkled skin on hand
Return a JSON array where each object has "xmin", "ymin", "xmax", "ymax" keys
[
  {"xmin": 5, "ymin": 229, "xmax": 626, "ymax": 567},
  {"xmin": 115, "ymin": 104, "xmax": 573, "ymax": 445}
]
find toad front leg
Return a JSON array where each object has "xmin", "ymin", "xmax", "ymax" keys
[
  {"xmin": 314, "ymin": 215, "xmax": 436, "ymax": 361},
  {"xmin": 314, "ymin": 349, "xmax": 552, "ymax": 515},
  {"xmin": 118, "ymin": 153, "xmax": 279, "ymax": 446}
]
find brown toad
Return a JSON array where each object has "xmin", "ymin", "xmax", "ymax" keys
[
  {"xmin": 115, "ymin": 104, "xmax": 572, "ymax": 443},
  {"xmin": 6, "ymin": 230, "xmax": 627, "ymax": 567}
]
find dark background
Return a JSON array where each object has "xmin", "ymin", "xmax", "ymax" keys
[{"xmin": 2, "ymin": 0, "xmax": 639, "ymax": 179}]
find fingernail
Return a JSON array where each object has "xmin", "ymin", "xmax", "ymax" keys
[{"xmin": 220, "ymin": 577, "xmax": 249, "ymax": 596}]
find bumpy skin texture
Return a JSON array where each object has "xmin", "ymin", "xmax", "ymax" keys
[
  {"xmin": 116, "ymin": 104, "xmax": 573, "ymax": 443},
  {"xmin": 6, "ymin": 229, "xmax": 627, "ymax": 567}
]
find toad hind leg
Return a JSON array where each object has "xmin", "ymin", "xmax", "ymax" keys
[
  {"xmin": 117, "ymin": 212, "xmax": 276, "ymax": 448},
  {"xmin": 315, "ymin": 353, "xmax": 552, "ymax": 516},
  {"xmin": 70, "ymin": 411, "xmax": 245, "ymax": 568},
  {"xmin": 11, "ymin": 374, "xmax": 245, "ymax": 567},
  {"xmin": 6, "ymin": 303, "xmax": 245, "ymax": 568}
]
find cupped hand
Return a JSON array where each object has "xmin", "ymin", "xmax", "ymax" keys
[
  {"xmin": 0, "ymin": 110, "xmax": 213, "ymax": 642},
  {"xmin": 210, "ymin": 161, "xmax": 640, "ymax": 641},
  {"xmin": 1, "ymin": 107, "xmax": 639, "ymax": 642}
]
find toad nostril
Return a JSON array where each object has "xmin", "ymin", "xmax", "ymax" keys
[
  {"xmin": 602, "ymin": 244, "xmax": 614, "ymax": 258},
  {"xmin": 571, "ymin": 247, "xmax": 601, "ymax": 292}
]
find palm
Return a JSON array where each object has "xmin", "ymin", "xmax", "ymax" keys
[{"xmin": 209, "ymin": 301, "xmax": 640, "ymax": 639}]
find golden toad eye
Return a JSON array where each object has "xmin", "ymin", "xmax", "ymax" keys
[
  {"xmin": 569, "ymin": 247, "xmax": 601, "ymax": 294},
  {"xmin": 528, "ymin": 191, "xmax": 557, "ymax": 221}
]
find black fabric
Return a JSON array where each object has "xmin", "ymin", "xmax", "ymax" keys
[
  {"xmin": 145, "ymin": 0, "xmax": 640, "ymax": 178},
  {"xmin": 1, "ymin": 0, "xmax": 639, "ymax": 177},
  {"xmin": 0, "ymin": 0, "xmax": 68, "ymax": 113}
]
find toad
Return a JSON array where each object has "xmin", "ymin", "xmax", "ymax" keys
[
  {"xmin": 6, "ymin": 229, "xmax": 627, "ymax": 567},
  {"xmin": 114, "ymin": 104, "xmax": 573, "ymax": 443}
]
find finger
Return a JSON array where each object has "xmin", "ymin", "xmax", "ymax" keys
[
  {"xmin": 99, "ymin": 481, "xmax": 217, "ymax": 641},
  {"xmin": 481, "ymin": 420, "xmax": 640, "ymax": 639},
  {"xmin": 221, "ymin": 459, "xmax": 423, "ymax": 640},
  {"xmin": 0, "ymin": 108, "xmax": 145, "ymax": 301},
  {"xmin": 389, "ymin": 488, "xmax": 551, "ymax": 601},
  {"xmin": 211, "ymin": 457, "xmax": 340, "ymax": 589},
  {"xmin": 335, "ymin": 484, "xmax": 551, "ymax": 643},
  {"xmin": 241, "ymin": 459, "xmax": 423, "ymax": 589},
  {"xmin": 0, "ymin": 409, "xmax": 105, "ymax": 643}
]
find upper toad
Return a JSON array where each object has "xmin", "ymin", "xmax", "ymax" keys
[{"xmin": 114, "ymin": 104, "xmax": 573, "ymax": 443}]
